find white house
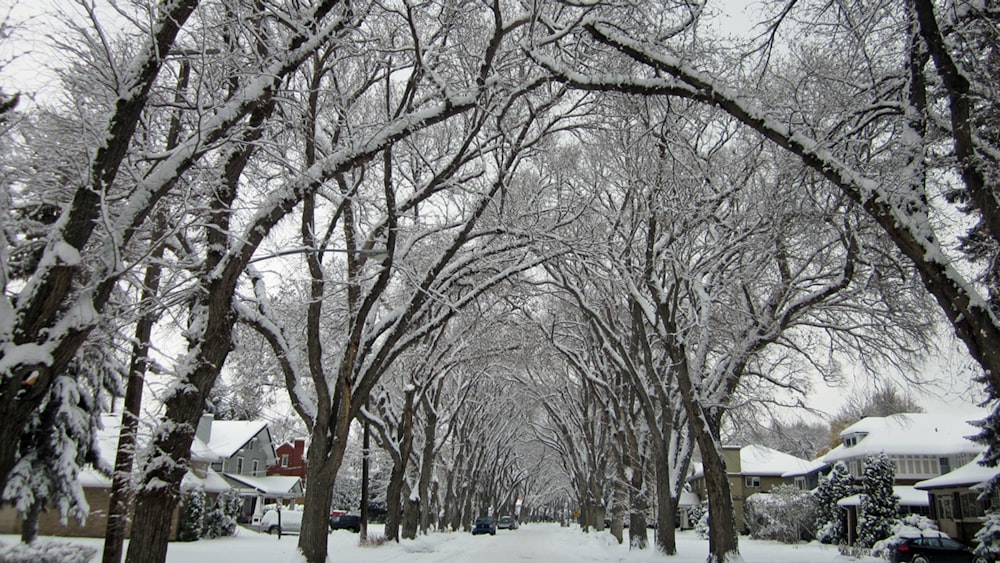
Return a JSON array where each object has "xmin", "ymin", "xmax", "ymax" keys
[
  {"xmin": 821, "ymin": 411, "xmax": 987, "ymax": 544},
  {"xmin": 822, "ymin": 412, "xmax": 984, "ymax": 485}
]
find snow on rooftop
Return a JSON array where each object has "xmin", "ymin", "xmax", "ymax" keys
[
  {"xmin": 915, "ymin": 453, "xmax": 1000, "ymax": 490},
  {"xmin": 205, "ymin": 420, "xmax": 269, "ymax": 459},
  {"xmin": 837, "ymin": 485, "xmax": 929, "ymax": 507},
  {"xmin": 224, "ymin": 474, "xmax": 302, "ymax": 497},
  {"xmin": 96, "ymin": 413, "xmax": 219, "ymax": 464},
  {"xmin": 688, "ymin": 445, "xmax": 814, "ymax": 479},
  {"xmin": 781, "ymin": 457, "xmax": 828, "ymax": 478},
  {"xmin": 823, "ymin": 412, "xmax": 984, "ymax": 464},
  {"xmin": 182, "ymin": 467, "xmax": 231, "ymax": 494},
  {"xmin": 739, "ymin": 444, "xmax": 815, "ymax": 476}
]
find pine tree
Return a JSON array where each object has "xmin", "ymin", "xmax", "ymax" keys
[
  {"xmin": 0, "ymin": 346, "xmax": 121, "ymax": 544},
  {"xmin": 202, "ymin": 489, "xmax": 241, "ymax": 538},
  {"xmin": 857, "ymin": 454, "xmax": 898, "ymax": 548},
  {"xmin": 177, "ymin": 488, "xmax": 206, "ymax": 542},
  {"xmin": 814, "ymin": 461, "xmax": 853, "ymax": 544}
]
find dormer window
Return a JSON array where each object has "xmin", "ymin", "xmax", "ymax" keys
[{"xmin": 842, "ymin": 432, "xmax": 867, "ymax": 447}]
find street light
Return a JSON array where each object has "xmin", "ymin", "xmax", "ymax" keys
[{"xmin": 249, "ymin": 247, "xmax": 389, "ymax": 263}]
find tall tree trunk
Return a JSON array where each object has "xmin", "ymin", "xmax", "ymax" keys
[
  {"xmin": 401, "ymin": 481, "xmax": 420, "ymax": 539},
  {"xmin": 103, "ymin": 213, "xmax": 168, "ymax": 563},
  {"xmin": 417, "ymin": 391, "xmax": 439, "ymax": 534},
  {"xmin": 652, "ymin": 445, "xmax": 678, "ymax": 555},
  {"xmin": 360, "ymin": 412, "xmax": 371, "ymax": 542},
  {"xmin": 628, "ymin": 454, "xmax": 648, "ymax": 550},
  {"xmin": 297, "ymin": 426, "xmax": 343, "ymax": 563},
  {"xmin": 384, "ymin": 388, "xmax": 415, "ymax": 541},
  {"xmin": 684, "ymin": 401, "xmax": 739, "ymax": 563}
]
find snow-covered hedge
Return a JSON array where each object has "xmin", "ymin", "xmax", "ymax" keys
[
  {"xmin": 744, "ymin": 484, "xmax": 817, "ymax": 543},
  {"xmin": 0, "ymin": 539, "xmax": 97, "ymax": 563}
]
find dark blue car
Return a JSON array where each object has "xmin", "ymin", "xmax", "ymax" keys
[{"xmin": 471, "ymin": 516, "xmax": 496, "ymax": 535}]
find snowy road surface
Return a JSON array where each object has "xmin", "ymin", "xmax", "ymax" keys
[{"xmin": 2, "ymin": 523, "xmax": 883, "ymax": 562}]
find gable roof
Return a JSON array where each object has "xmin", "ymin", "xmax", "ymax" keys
[
  {"xmin": 781, "ymin": 457, "xmax": 828, "ymax": 478},
  {"xmin": 738, "ymin": 444, "xmax": 816, "ymax": 476},
  {"xmin": 822, "ymin": 412, "xmax": 984, "ymax": 464},
  {"xmin": 206, "ymin": 420, "xmax": 271, "ymax": 459},
  {"xmin": 689, "ymin": 445, "xmax": 815, "ymax": 479},
  {"xmin": 80, "ymin": 413, "xmax": 224, "ymax": 488}
]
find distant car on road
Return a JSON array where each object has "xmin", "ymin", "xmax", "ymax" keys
[
  {"xmin": 890, "ymin": 530, "xmax": 986, "ymax": 563},
  {"xmin": 259, "ymin": 509, "xmax": 303, "ymax": 535},
  {"xmin": 497, "ymin": 516, "xmax": 518, "ymax": 530},
  {"xmin": 329, "ymin": 514, "xmax": 361, "ymax": 533},
  {"xmin": 471, "ymin": 516, "xmax": 496, "ymax": 535}
]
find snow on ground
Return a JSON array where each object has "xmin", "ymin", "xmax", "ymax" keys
[{"xmin": 1, "ymin": 523, "xmax": 884, "ymax": 563}]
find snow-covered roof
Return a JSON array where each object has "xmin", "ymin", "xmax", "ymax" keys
[
  {"xmin": 224, "ymin": 474, "xmax": 303, "ymax": 497},
  {"xmin": 823, "ymin": 413, "xmax": 984, "ymax": 464},
  {"xmin": 737, "ymin": 445, "xmax": 816, "ymax": 476},
  {"xmin": 688, "ymin": 445, "xmax": 814, "ymax": 479},
  {"xmin": 837, "ymin": 485, "xmax": 929, "ymax": 507},
  {"xmin": 781, "ymin": 457, "xmax": 828, "ymax": 478},
  {"xmin": 96, "ymin": 413, "xmax": 218, "ymax": 464},
  {"xmin": 182, "ymin": 467, "xmax": 231, "ymax": 494},
  {"xmin": 205, "ymin": 420, "xmax": 271, "ymax": 459},
  {"xmin": 915, "ymin": 453, "xmax": 1000, "ymax": 490}
]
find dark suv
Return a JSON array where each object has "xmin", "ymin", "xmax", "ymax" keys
[
  {"xmin": 471, "ymin": 516, "xmax": 496, "ymax": 535},
  {"xmin": 328, "ymin": 513, "xmax": 361, "ymax": 533},
  {"xmin": 890, "ymin": 531, "xmax": 986, "ymax": 563}
]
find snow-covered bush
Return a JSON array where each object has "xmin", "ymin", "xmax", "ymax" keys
[
  {"xmin": 744, "ymin": 484, "xmax": 817, "ymax": 543},
  {"xmin": 178, "ymin": 488, "xmax": 206, "ymax": 542},
  {"xmin": 814, "ymin": 461, "xmax": 853, "ymax": 544},
  {"xmin": 202, "ymin": 490, "xmax": 240, "ymax": 539},
  {"xmin": 694, "ymin": 504, "xmax": 709, "ymax": 539},
  {"xmin": 0, "ymin": 539, "xmax": 97, "ymax": 563},
  {"xmin": 857, "ymin": 453, "xmax": 897, "ymax": 548}
]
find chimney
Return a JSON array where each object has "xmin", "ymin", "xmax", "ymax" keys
[
  {"xmin": 294, "ymin": 438, "xmax": 305, "ymax": 457},
  {"xmin": 196, "ymin": 413, "xmax": 214, "ymax": 444}
]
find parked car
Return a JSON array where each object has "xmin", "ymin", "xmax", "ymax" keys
[
  {"xmin": 497, "ymin": 515, "xmax": 518, "ymax": 530},
  {"xmin": 890, "ymin": 530, "xmax": 987, "ymax": 563},
  {"xmin": 329, "ymin": 513, "xmax": 361, "ymax": 533},
  {"xmin": 259, "ymin": 509, "xmax": 303, "ymax": 535},
  {"xmin": 471, "ymin": 516, "xmax": 496, "ymax": 535}
]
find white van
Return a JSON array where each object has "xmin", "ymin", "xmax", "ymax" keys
[{"xmin": 259, "ymin": 509, "xmax": 303, "ymax": 535}]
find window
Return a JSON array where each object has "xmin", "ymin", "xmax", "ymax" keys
[
  {"xmin": 961, "ymin": 492, "xmax": 985, "ymax": 518},
  {"xmin": 252, "ymin": 459, "xmax": 259, "ymax": 475},
  {"xmin": 281, "ymin": 454, "xmax": 289, "ymax": 468},
  {"xmin": 745, "ymin": 476, "xmax": 760, "ymax": 488},
  {"xmin": 236, "ymin": 456, "xmax": 244, "ymax": 474},
  {"xmin": 794, "ymin": 477, "xmax": 806, "ymax": 491},
  {"xmin": 937, "ymin": 495, "xmax": 953, "ymax": 519},
  {"xmin": 940, "ymin": 457, "xmax": 951, "ymax": 475}
]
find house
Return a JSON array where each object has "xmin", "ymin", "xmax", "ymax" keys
[
  {"xmin": 268, "ymin": 438, "xmax": 308, "ymax": 486},
  {"xmin": 821, "ymin": 412, "xmax": 986, "ymax": 544},
  {"xmin": 916, "ymin": 453, "xmax": 1000, "ymax": 544},
  {"xmin": 781, "ymin": 457, "xmax": 829, "ymax": 492},
  {"xmin": 0, "ymin": 413, "xmax": 228, "ymax": 539},
  {"xmin": 195, "ymin": 414, "xmax": 303, "ymax": 524},
  {"xmin": 822, "ymin": 413, "xmax": 982, "ymax": 486},
  {"xmin": 688, "ymin": 444, "xmax": 816, "ymax": 532}
]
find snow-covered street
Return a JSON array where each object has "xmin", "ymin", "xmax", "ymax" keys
[{"xmin": 2, "ymin": 524, "xmax": 883, "ymax": 563}]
